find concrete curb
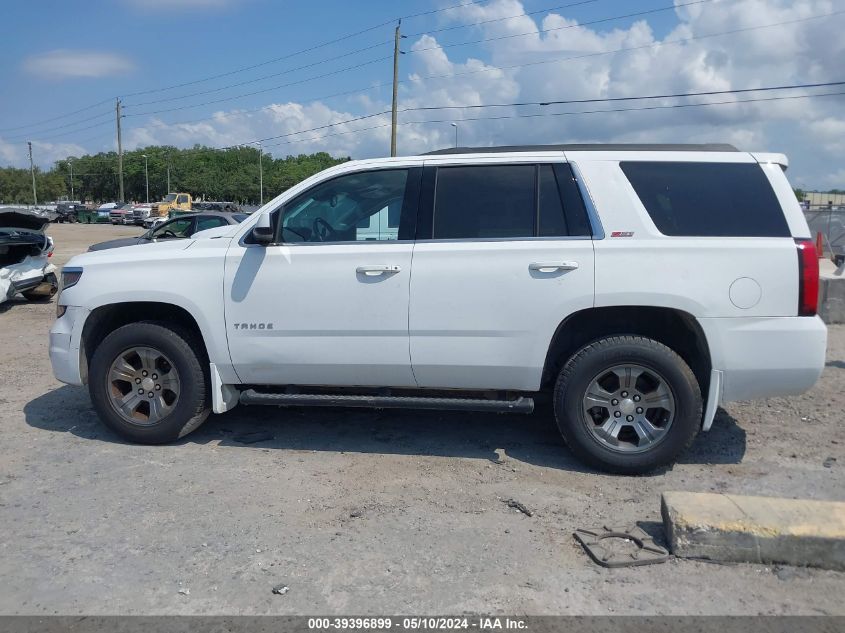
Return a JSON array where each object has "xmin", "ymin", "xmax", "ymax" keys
[{"xmin": 661, "ymin": 491, "xmax": 845, "ymax": 571}]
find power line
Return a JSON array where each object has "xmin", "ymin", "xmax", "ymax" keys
[
  {"xmin": 116, "ymin": 1, "xmax": 498, "ymax": 100},
  {"xmin": 128, "ymin": 87, "xmax": 845, "ymax": 158},
  {"xmin": 0, "ymin": 97, "xmax": 113, "ymax": 134},
  {"xmin": 124, "ymin": 0, "xmax": 606, "ymax": 112},
  {"xmin": 115, "ymin": 10, "xmax": 839, "ymax": 136},
  {"xmin": 2, "ymin": 110, "xmax": 114, "ymax": 142},
  {"xmin": 399, "ymin": 10, "xmax": 845, "ymax": 88},
  {"xmin": 405, "ymin": 0, "xmax": 603, "ymax": 38},
  {"xmin": 401, "ymin": 81, "xmax": 845, "ymax": 112},
  {"xmin": 410, "ymin": 0, "xmax": 717, "ymax": 53},
  {"xmin": 123, "ymin": 0, "xmax": 717, "ymax": 120},
  {"xmin": 124, "ymin": 41, "xmax": 395, "ymax": 109},
  {"xmin": 27, "ymin": 8, "xmax": 841, "ymax": 149},
  {"xmin": 124, "ymin": 55, "xmax": 392, "ymax": 117},
  {"xmin": 401, "ymin": 90, "xmax": 845, "ymax": 126}
]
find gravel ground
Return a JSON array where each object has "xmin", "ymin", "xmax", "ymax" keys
[{"xmin": 0, "ymin": 224, "xmax": 843, "ymax": 615}]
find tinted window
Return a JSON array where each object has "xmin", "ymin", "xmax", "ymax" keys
[
  {"xmin": 620, "ymin": 162, "xmax": 790, "ymax": 237},
  {"xmin": 433, "ymin": 165, "xmax": 535, "ymax": 239},
  {"xmin": 281, "ymin": 169, "xmax": 408, "ymax": 243},
  {"xmin": 195, "ymin": 216, "xmax": 229, "ymax": 232},
  {"xmin": 538, "ymin": 165, "xmax": 567, "ymax": 237}
]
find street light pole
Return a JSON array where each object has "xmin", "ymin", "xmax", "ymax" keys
[
  {"xmin": 142, "ymin": 154, "xmax": 149, "ymax": 203},
  {"xmin": 450, "ymin": 122, "xmax": 458, "ymax": 148},
  {"xmin": 258, "ymin": 141, "xmax": 264, "ymax": 206}
]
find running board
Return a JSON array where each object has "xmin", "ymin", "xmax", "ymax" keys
[{"xmin": 239, "ymin": 390, "xmax": 534, "ymax": 414}]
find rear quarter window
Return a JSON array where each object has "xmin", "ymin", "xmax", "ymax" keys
[{"xmin": 620, "ymin": 161, "xmax": 790, "ymax": 237}]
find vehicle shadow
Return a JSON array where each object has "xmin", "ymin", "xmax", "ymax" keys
[{"xmin": 24, "ymin": 385, "xmax": 745, "ymax": 473}]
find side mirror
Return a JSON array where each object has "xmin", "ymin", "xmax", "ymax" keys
[{"xmin": 251, "ymin": 213, "xmax": 274, "ymax": 245}]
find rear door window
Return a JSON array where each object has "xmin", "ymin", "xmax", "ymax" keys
[
  {"xmin": 433, "ymin": 165, "xmax": 535, "ymax": 239},
  {"xmin": 620, "ymin": 161, "xmax": 790, "ymax": 237},
  {"xmin": 428, "ymin": 164, "xmax": 591, "ymax": 240}
]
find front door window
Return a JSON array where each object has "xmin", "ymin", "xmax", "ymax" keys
[{"xmin": 280, "ymin": 170, "xmax": 408, "ymax": 243}]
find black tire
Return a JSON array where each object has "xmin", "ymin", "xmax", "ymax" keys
[
  {"xmin": 88, "ymin": 321, "xmax": 211, "ymax": 443},
  {"xmin": 21, "ymin": 272, "xmax": 58, "ymax": 302},
  {"xmin": 553, "ymin": 335, "xmax": 702, "ymax": 475}
]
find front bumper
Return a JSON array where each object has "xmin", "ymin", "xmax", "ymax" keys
[
  {"xmin": 699, "ymin": 315, "xmax": 828, "ymax": 403},
  {"xmin": 49, "ymin": 305, "xmax": 90, "ymax": 386}
]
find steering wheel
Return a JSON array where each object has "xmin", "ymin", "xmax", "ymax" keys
[
  {"xmin": 312, "ymin": 217, "xmax": 335, "ymax": 242},
  {"xmin": 161, "ymin": 230, "xmax": 178, "ymax": 239}
]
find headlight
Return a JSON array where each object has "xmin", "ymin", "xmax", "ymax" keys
[{"xmin": 60, "ymin": 267, "xmax": 83, "ymax": 291}]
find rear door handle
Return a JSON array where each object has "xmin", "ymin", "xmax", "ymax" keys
[
  {"xmin": 356, "ymin": 265, "xmax": 402, "ymax": 276},
  {"xmin": 529, "ymin": 261, "xmax": 579, "ymax": 272}
]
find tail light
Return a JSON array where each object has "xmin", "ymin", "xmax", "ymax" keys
[{"xmin": 796, "ymin": 239, "xmax": 819, "ymax": 316}]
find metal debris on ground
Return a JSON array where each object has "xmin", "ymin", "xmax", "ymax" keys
[
  {"xmin": 574, "ymin": 525, "xmax": 670, "ymax": 568},
  {"xmin": 272, "ymin": 583, "xmax": 289, "ymax": 595},
  {"xmin": 503, "ymin": 498, "xmax": 533, "ymax": 517},
  {"xmin": 823, "ymin": 457, "xmax": 837, "ymax": 468}
]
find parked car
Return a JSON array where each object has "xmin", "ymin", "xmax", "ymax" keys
[
  {"xmin": 50, "ymin": 144, "xmax": 827, "ymax": 474},
  {"xmin": 55, "ymin": 202, "xmax": 87, "ymax": 224},
  {"xmin": 143, "ymin": 216, "xmax": 168, "ymax": 230},
  {"xmin": 87, "ymin": 212, "xmax": 248, "ymax": 251},
  {"xmin": 109, "ymin": 203, "xmax": 135, "ymax": 225},
  {"xmin": 1, "ymin": 207, "xmax": 57, "ymax": 305},
  {"xmin": 131, "ymin": 203, "xmax": 155, "ymax": 226},
  {"xmin": 94, "ymin": 203, "xmax": 117, "ymax": 224}
]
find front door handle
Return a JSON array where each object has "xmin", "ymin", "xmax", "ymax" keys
[
  {"xmin": 356, "ymin": 265, "xmax": 402, "ymax": 276},
  {"xmin": 529, "ymin": 261, "xmax": 579, "ymax": 272}
]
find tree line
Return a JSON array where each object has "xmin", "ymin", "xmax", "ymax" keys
[{"xmin": 0, "ymin": 146, "xmax": 349, "ymax": 205}]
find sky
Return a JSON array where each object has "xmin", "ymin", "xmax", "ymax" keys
[{"xmin": 2, "ymin": 0, "xmax": 844, "ymax": 190}]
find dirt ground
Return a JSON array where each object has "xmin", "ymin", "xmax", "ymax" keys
[{"xmin": 0, "ymin": 223, "xmax": 843, "ymax": 615}]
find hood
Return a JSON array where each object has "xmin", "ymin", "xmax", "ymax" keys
[
  {"xmin": 0, "ymin": 207, "xmax": 52, "ymax": 232},
  {"xmin": 88, "ymin": 236, "xmax": 147, "ymax": 252}
]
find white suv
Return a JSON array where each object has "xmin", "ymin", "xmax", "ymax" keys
[{"xmin": 49, "ymin": 144, "xmax": 827, "ymax": 473}]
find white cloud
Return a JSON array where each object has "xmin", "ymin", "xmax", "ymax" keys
[{"xmin": 22, "ymin": 50, "xmax": 134, "ymax": 80}]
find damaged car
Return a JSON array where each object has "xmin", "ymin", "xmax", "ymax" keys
[{"xmin": 0, "ymin": 208, "xmax": 58, "ymax": 305}]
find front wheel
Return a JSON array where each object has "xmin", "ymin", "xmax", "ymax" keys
[
  {"xmin": 89, "ymin": 322, "xmax": 211, "ymax": 443},
  {"xmin": 553, "ymin": 335, "xmax": 702, "ymax": 475}
]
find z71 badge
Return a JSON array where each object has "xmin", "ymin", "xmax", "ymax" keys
[{"xmin": 610, "ymin": 231, "xmax": 634, "ymax": 237}]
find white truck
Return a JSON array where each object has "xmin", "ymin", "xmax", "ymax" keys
[{"xmin": 49, "ymin": 144, "xmax": 827, "ymax": 473}]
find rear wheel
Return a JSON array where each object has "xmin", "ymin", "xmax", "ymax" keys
[
  {"xmin": 89, "ymin": 322, "xmax": 210, "ymax": 443},
  {"xmin": 553, "ymin": 335, "xmax": 702, "ymax": 474}
]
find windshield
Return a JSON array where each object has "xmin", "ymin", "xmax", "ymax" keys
[
  {"xmin": 162, "ymin": 194, "xmax": 177, "ymax": 203},
  {"xmin": 150, "ymin": 217, "xmax": 193, "ymax": 240}
]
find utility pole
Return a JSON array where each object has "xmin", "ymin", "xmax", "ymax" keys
[
  {"xmin": 390, "ymin": 21, "xmax": 402, "ymax": 157},
  {"xmin": 116, "ymin": 97, "xmax": 124, "ymax": 202},
  {"xmin": 68, "ymin": 158, "xmax": 74, "ymax": 201},
  {"xmin": 166, "ymin": 157, "xmax": 171, "ymax": 193},
  {"xmin": 27, "ymin": 141, "xmax": 37, "ymax": 206},
  {"xmin": 258, "ymin": 141, "xmax": 264, "ymax": 206},
  {"xmin": 142, "ymin": 154, "xmax": 149, "ymax": 203}
]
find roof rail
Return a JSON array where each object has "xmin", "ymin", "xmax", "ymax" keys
[{"xmin": 423, "ymin": 143, "xmax": 739, "ymax": 155}]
